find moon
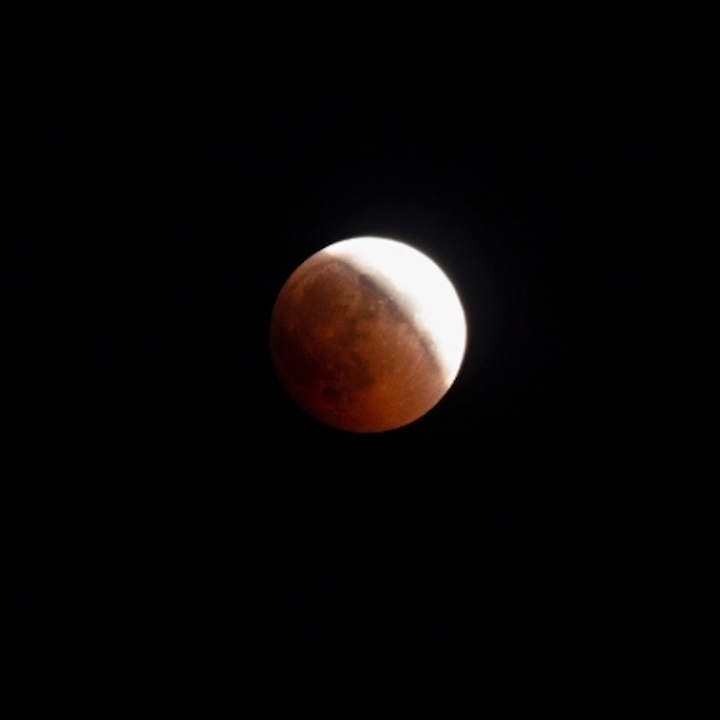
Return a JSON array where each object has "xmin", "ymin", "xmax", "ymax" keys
[{"xmin": 270, "ymin": 236, "xmax": 467, "ymax": 432}]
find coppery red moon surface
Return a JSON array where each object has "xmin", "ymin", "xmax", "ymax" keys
[{"xmin": 270, "ymin": 237, "xmax": 466, "ymax": 432}]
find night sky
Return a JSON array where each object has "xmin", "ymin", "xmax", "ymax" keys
[{"xmin": 8, "ymin": 6, "xmax": 711, "ymax": 713}]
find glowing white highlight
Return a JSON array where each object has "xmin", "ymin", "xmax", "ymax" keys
[{"xmin": 323, "ymin": 236, "xmax": 466, "ymax": 386}]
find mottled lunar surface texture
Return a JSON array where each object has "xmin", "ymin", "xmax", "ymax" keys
[{"xmin": 270, "ymin": 237, "xmax": 466, "ymax": 432}]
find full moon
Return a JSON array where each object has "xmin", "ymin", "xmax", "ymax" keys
[{"xmin": 270, "ymin": 236, "xmax": 467, "ymax": 432}]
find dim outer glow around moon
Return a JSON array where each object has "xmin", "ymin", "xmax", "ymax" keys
[{"xmin": 270, "ymin": 236, "xmax": 467, "ymax": 432}]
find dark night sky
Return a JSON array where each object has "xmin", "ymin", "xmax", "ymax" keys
[{"xmin": 7, "ymin": 5, "xmax": 712, "ymax": 713}]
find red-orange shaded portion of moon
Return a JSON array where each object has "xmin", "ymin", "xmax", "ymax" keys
[{"xmin": 270, "ymin": 238, "xmax": 465, "ymax": 433}]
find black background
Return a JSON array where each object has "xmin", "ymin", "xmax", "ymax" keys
[{"xmin": 8, "ymin": 5, "xmax": 712, "ymax": 713}]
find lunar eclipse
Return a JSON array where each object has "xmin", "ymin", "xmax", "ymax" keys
[{"xmin": 270, "ymin": 237, "xmax": 466, "ymax": 432}]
